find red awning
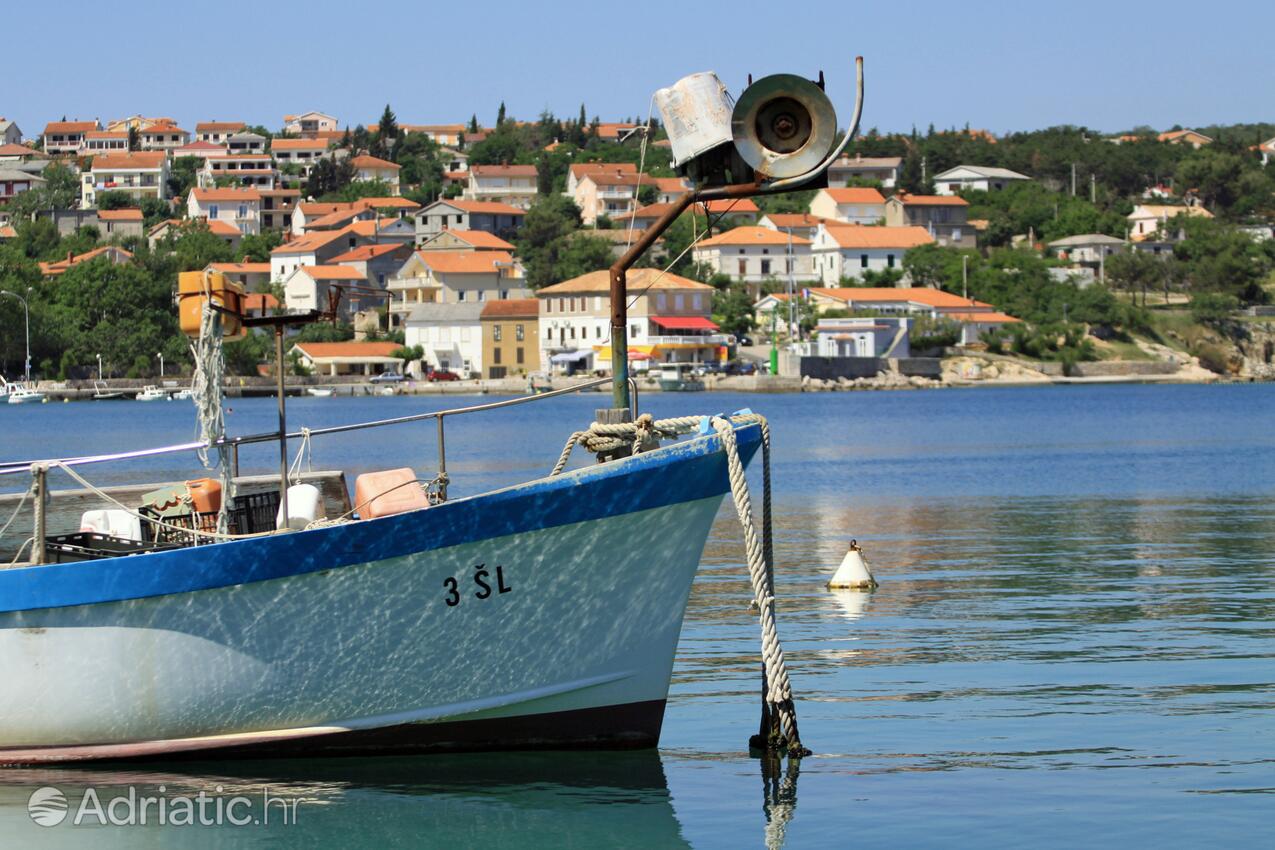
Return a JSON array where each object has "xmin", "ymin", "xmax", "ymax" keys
[{"xmin": 650, "ymin": 316, "xmax": 719, "ymax": 331}]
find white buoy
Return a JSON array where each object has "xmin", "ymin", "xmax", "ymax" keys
[{"xmin": 827, "ymin": 540, "xmax": 877, "ymax": 590}]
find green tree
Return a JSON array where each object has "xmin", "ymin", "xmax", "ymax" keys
[
  {"xmin": 515, "ymin": 194, "xmax": 583, "ymax": 288},
  {"xmin": 556, "ymin": 234, "xmax": 613, "ymax": 280},
  {"xmin": 238, "ymin": 230, "xmax": 283, "ymax": 263},
  {"xmin": 712, "ymin": 287, "xmax": 757, "ymax": 337}
]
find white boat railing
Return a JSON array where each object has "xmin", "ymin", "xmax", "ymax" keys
[{"xmin": 0, "ymin": 376, "xmax": 638, "ymax": 486}]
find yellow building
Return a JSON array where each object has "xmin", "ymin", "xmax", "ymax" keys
[{"xmin": 480, "ymin": 299, "xmax": 540, "ymax": 379}]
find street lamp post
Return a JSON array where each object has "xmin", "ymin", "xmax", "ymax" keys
[
  {"xmin": 157, "ymin": 352, "xmax": 164, "ymax": 378},
  {"xmin": 97, "ymin": 353, "xmax": 103, "ymax": 381},
  {"xmin": 0, "ymin": 289, "xmax": 31, "ymax": 383}
]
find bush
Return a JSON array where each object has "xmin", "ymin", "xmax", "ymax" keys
[
  {"xmin": 1195, "ymin": 343, "xmax": 1233, "ymax": 375},
  {"xmin": 1189, "ymin": 292, "xmax": 1240, "ymax": 326}
]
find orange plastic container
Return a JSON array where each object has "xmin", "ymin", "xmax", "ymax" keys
[
  {"xmin": 354, "ymin": 469, "xmax": 429, "ymax": 519},
  {"xmin": 179, "ymin": 271, "xmax": 246, "ymax": 339},
  {"xmin": 184, "ymin": 478, "xmax": 223, "ymax": 514}
]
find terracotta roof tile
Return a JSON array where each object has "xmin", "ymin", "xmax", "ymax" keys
[
  {"xmin": 698, "ymin": 226, "xmax": 811, "ymax": 247},
  {"xmin": 538, "ymin": 268, "xmax": 712, "ymax": 295},
  {"xmin": 820, "ymin": 224, "xmax": 934, "ymax": 249},
  {"xmin": 481, "ymin": 298, "xmax": 539, "ymax": 319}
]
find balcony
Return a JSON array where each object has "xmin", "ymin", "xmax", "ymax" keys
[{"xmin": 647, "ymin": 334, "xmax": 731, "ymax": 346}]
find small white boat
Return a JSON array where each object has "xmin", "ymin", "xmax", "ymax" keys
[
  {"xmin": 6, "ymin": 384, "xmax": 47, "ymax": 405},
  {"xmin": 307, "ymin": 388, "xmax": 334, "ymax": 398},
  {"xmin": 375, "ymin": 386, "xmax": 396, "ymax": 397},
  {"xmin": 135, "ymin": 385, "xmax": 168, "ymax": 402},
  {"xmin": 92, "ymin": 381, "xmax": 126, "ymax": 400},
  {"xmin": 171, "ymin": 388, "xmax": 194, "ymax": 401}
]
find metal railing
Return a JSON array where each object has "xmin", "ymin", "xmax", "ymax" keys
[{"xmin": 0, "ymin": 376, "xmax": 639, "ymax": 491}]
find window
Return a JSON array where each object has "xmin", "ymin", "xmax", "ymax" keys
[
  {"xmin": 761, "ymin": 260, "xmax": 771, "ymax": 275},
  {"xmin": 238, "ymin": 204, "xmax": 247, "ymax": 218},
  {"xmin": 458, "ymin": 291, "xmax": 466, "ymax": 301},
  {"xmin": 477, "ymin": 291, "xmax": 485, "ymax": 301},
  {"xmin": 456, "ymin": 215, "xmax": 463, "ymax": 224},
  {"xmin": 595, "ymin": 326, "xmax": 602, "ymax": 339},
  {"xmin": 569, "ymin": 327, "xmax": 576, "ymax": 339},
  {"xmin": 657, "ymin": 293, "xmax": 666, "ymax": 310},
  {"xmin": 630, "ymin": 323, "xmax": 639, "ymax": 337},
  {"xmin": 516, "ymin": 347, "xmax": 524, "ymax": 364},
  {"xmin": 887, "ymin": 254, "xmax": 896, "ymax": 268},
  {"xmin": 515, "ymin": 323, "xmax": 524, "ymax": 341},
  {"xmin": 674, "ymin": 294, "xmax": 684, "ymax": 309},
  {"xmin": 692, "ymin": 294, "xmax": 701, "ymax": 310},
  {"xmin": 546, "ymin": 299, "xmax": 553, "ymax": 312},
  {"xmin": 546, "ymin": 327, "xmax": 552, "ymax": 340},
  {"xmin": 493, "ymin": 324, "xmax": 502, "ymax": 341},
  {"xmin": 738, "ymin": 260, "xmax": 747, "ymax": 276},
  {"xmin": 493, "ymin": 347, "xmax": 502, "ymax": 364},
  {"xmin": 860, "ymin": 254, "xmax": 869, "ymax": 268},
  {"xmin": 209, "ymin": 205, "xmax": 219, "ymax": 218}
]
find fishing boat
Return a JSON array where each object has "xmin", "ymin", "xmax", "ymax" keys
[
  {"xmin": 5, "ymin": 383, "xmax": 46, "ymax": 405},
  {"xmin": 656, "ymin": 363, "xmax": 705, "ymax": 392},
  {"xmin": 135, "ymin": 385, "xmax": 168, "ymax": 402},
  {"xmin": 92, "ymin": 381, "xmax": 126, "ymax": 400},
  {"xmin": 306, "ymin": 387, "xmax": 334, "ymax": 398},
  {"xmin": 0, "ymin": 59, "xmax": 862, "ymax": 763},
  {"xmin": 171, "ymin": 388, "xmax": 194, "ymax": 401}
]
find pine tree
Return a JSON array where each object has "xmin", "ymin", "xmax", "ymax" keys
[
  {"xmin": 378, "ymin": 104, "xmax": 398, "ymax": 141},
  {"xmin": 127, "ymin": 126, "xmax": 139, "ymax": 152},
  {"xmin": 468, "ymin": 114, "xmax": 480, "ymax": 134},
  {"xmin": 496, "ymin": 102, "xmax": 506, "ymax": 128}
]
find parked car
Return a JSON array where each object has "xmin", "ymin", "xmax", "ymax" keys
[
  {"xmin": 724, "ymin": 361, "xmax": 758, "ymax": 376},
  {"xmin": 369, "ymin": 372, "xmax": 404, "ymax": 384},
  {"xmin": 736, "ymin": 335, "xmax": 754, "ymax": 347},
  {"xmin": 426, "ymin": 368, "xmax": 460, "ymax": 382}
]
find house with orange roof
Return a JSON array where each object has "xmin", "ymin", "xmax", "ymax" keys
[
  {"xmin": 1127, "ymin": 203, "xmax": 1213, "ymax": 243},
  {"xmin": 199, "ymin": 153, "xmax": 277, "ymax": 190},
  {"xmin": 388, "ymin": 249, "xmax": 522, "ymax": 328},
  {"xmin": 1158, "ymin": 129, "xmax": 1213, "ymax": 149},
  {"xmin": 271, "ymin": 138, "xmax": 331, "ymax": 177},
  {"xmin": 195, "ymin": 122, "xmax": 245, "ymax": 144},
  {"xmin": 754, "ymin": 286, "xmax": 1019, "ymax": 346},
  {"xmin": 758, "ymin": 213, "xmax": 833, "ymax": 241},
  {"xmin": 97, "ymin": 208, "xmax": 144, "ymax": 238},
  {"xmin": 283, "ymin": 265, "xmax": 372, "ymax": 319},
  {"xmin": 0, "ymin": 168, "xmax": 45, "ymax": 206},
  {"xmin": 148, "ymin": 218, "xmax": 244, "ymax": 250},
  {"xmin": 349, "ymin": 155, "xmax": 401, "ymax": 195},
  {"xmin": 465, "ymin": 164, "xmax": 537, "ymax": 209},
  {"xmin": 565, "ymin": 162, "xmax": 636, "ymax": 194},
  {"xmin": 173, "ymin": 140, "xmax": 227, "ymax": 161},
  {"xmin": 83, "ymin": 131, "xmax": 128, "ymax": 156},
  {"xmin": 187, "ymin": 187, "xmax": 262, "ymax": 236},
  {"xmin": 480, "ymin": 299, "xmax": 541, "ymax": 379},
  {"xmin": 283, "ymin": 112, "xmax": 338, "ymax": 138},
  {"xmin": 0, "ymin": 143, "xmax": 45, "ymax": 163},
  {"xmin": 82, "ymin": 151, "xmax": 169, "ymax": 209},
  {"xmin": 138, "ymin": 123, "xmax": 190, "ymax": 153},
  {"xmin": 808, "ymin": 187, "xmax": 887, "ymax": 224},
  {"xmin": 572, "ymin": 168, "xmax": 658, "ymax": 225},
  {"xmin": 653, "ymin": 176, "xmax": 690, "ymax": 203},
  {"xmin": 884, "ymin": 193, "xmax": 974, "ymax": 248},
  {"xmin": 400, "ymin": 124, "xmax": 465, "ymax": 146},
  {"xmin": 535, "ymin": 269, "xmax": 722, "ymax": 373},
  {"xmin": 691, "ymin": 225, "xmax": 815, "ymax": 292},
  {"xmin": 43, "ymin": 120, "xmax": 100, "ymax": 154},
  {"xmin": 38, "ymin": 246, "xmax": 133, "ymax": 278},
  {"xmin": 413, "ymin": 198, "xmax": 526, "ymax": 242},
  {"xmin": 417, "ymin": 228, "xmax": 517, "ymax": 255},
  {"xmin": 290, "ymin": 341, "xmax": 403, "ymax": 377},
  {"xmin": 810, "ymin": 224, "xmax": 935, "ymax": 283},
  {"xmin": 270, "ymin": 226, "xmax": 370, "ymax": 281},
  {"xmin": 328, "ymin": 242, "xmax": 415, "ymax": 289},
  {"xmin": 226, "ymin": 131, "xmax": 267, "ymax": 156},
  {"xmin": 1259, "ymin": 137, "xmax": 1275, "ymax": 167}
]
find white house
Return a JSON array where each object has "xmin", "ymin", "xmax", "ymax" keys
[
  {"xmin": 388, "ymin": 250, "xmax": 520, "ymax": 327},
  {"xmin": 271, "ymin": 138, "xmax": 331, "ymax": 177},
  {"xmin": 810, "ymin": 224, "xmax": 935, "ymax": 284},
  {"xmin": 1047, "ymin": 233, "xmax": 1128, "ymax": 265},
  {"xmin": 199, "ymin": 154, "xmax": 277, "ymax": 190},
  {"xmin": 282, "ymin": 265, "xmax": 369, "ymax": 319},
  {"xmin": 1260, "ymin": 138, "xmax": 1275, "ymax": 167},
  {"xmin": 270, "ymin": 227, "xmax": 368, "ymax": 282},
  {"xmin": 83, "ymin": 131, "xmax": 128, "ymax": 155},
  {"xmin": 812, "ymin": 316, "xmax": 912, "ymax": 358},
  {"xmin": 933, "ymin": 165, "xmax": 1032, "ymax": 195},
  {"xmin": 404, "ymin": 302, "xmax": 486, "ymax": 376},
  {"xmin": 465, "ymin": 164, "xmax": 538, "ymax": 209},
  {"xmin": 291, "ymin": 341, "xmax": 402, "ymax": 377},
  {"xmin": 43, "ymin": 120, "xmax": 99, "ymax": 154},
  {"xmin": 536, "ymin": 269, "xmax": 723, "ymax": 373},
  {"xmin": 1127, "ymin": 204, "xmax": 1212, "ymax": 242},
  {"xmin": 195, "ymin": 121, "xmax": 245, "ymax": 144},
  {"xmin": 283, "ymin": 111, "xmax": 339, "ymax": 137},
  {"xmin": 808, "ymin": 187, "xmax": 887, "ymax": 224},
  {"xmin": 572, "ymin": 169, "xmax": 653, "ymax": 225},
  {"xmin": 187, "ymin": 187, "xmax": 261, "ymax": 236},
  {"xmin": 826, "ymin": 154, "xmax": 902, "ymax": 188},
  {"xmin": 348, "ymin": 155, "xmax": 401, "ymax": 195},
  {"xmin": 0, "ymin": 119, "xmax": 22, "ymax": 146},
  {"xmin": 139, "ymin": 123, "xmax": 190, "ymax": 152},
  {"xmin": 691, "ymin": 226, "xmax": 815, "ymax": 291},
  {"xmin": 82, "ymin": 151, "xmax": 169, "ymax": 209}
]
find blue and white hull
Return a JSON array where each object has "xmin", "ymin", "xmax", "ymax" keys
[{"xmin": 0, "ymin": 423, "xmax": 760, "ymax": 763}]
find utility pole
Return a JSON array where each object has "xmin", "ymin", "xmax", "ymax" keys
[
  {"xmin": 786, "ymin": 229, "xmax": 795, "ymax": 340},
  {"xmin": 0, "ymin": 289, "xmax": 31, "ymax": 383},
  {"xmin": 962, "ymin": 254, "xmax": 969, "ymax": 302},
  {"xmin": 1090, "ymin": 173, "xmax": 1096, "ymax": 204},
  {"xmin": 1071, "ymin": 162, "xmax": 1077, "ymax": 197}
]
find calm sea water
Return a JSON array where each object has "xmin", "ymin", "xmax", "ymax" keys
[{"xmin": 1, "ymin": 384, "xmax": 1273, "ymax": 848}]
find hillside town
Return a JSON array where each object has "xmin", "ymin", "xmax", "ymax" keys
[{"xmin": 2, "ymin": 105, "xmax": 1275, "ymax": 389}]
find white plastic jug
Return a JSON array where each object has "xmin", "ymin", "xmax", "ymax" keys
[
  {"xmin": 80, "ymin": 509, "xmax": 142, "ymax": 542},
  {"xmin": 276, "ymin": 484, "xmax": 324, "ymax": 531}
]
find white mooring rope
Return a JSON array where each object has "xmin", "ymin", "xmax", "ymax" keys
[
  {"xmin": 189, "ymin": 283, "xmax": 235, "ymax": 534},
  {"xmin": 552, "ymin": 412, "xmax": 808, "ymax": 756}
]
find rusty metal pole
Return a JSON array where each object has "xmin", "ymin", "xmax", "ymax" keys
[{"xmin": 608, "ymin": 191, "xmax": 699, "ymax": 413}]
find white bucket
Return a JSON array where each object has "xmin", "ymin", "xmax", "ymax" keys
[
  {"xmin": 80, "ymin": 509, "xmax": 142, "ymax": 542},
  {"xmin": 276, "ymin": 484, "xmax": 324, "ymax": 531}
]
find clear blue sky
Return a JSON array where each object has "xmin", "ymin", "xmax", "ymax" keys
[{"xmin": 4, "ymin": 1, "xmax": 1271, "ymax": 138}]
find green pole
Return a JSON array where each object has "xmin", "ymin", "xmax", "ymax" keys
[{"xmin": 769, "ymin": 309, "xmax": 779, "ymax": 376}]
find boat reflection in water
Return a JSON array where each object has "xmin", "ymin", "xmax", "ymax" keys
[{"xmin": 0, "ymin": 751, "xmax": 701, "ymax": 849}]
